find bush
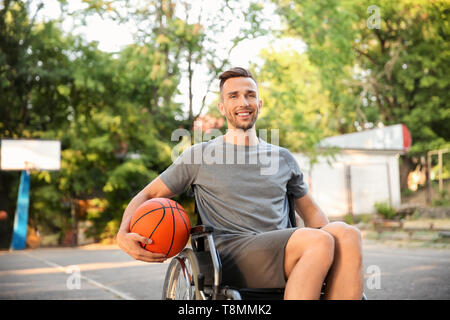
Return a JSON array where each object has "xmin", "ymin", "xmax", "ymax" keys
[
  {"xmin": 374, "ymin": 202, "xmax": 397, "ymax": 219},
  {"xmin": 401, "ymin": 188, "xmax": 414, "ymax": 198},
  {"xmin": 344, "ymin": 214, "xmax": 354, "ymax": 225},
  {"xmin": 432, "ymin": 190, "xmax": 450, "ymax": 207}
]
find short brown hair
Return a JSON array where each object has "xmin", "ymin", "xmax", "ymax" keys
[{"xmin": 218, "ymin": 67, "xmax": 257, "ymax": 94}]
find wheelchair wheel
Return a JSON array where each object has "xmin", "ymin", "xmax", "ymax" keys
[{"xmin": 162, "ymin": 248, "xmax": 201, "ymax": 300}]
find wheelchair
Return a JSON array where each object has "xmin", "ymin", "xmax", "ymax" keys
[{"xmin": 161, "ymin": 189, "xmax": 367, "ymax": 300}]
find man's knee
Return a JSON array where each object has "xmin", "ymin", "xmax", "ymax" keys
[
  {"xmin": 286, "ymin": 228, "xmax": 335, "ymax": 262},
  {"xmin": 313, "ymin": 229, "xmax": 335, "ymax": 254},
  {"xmin": 321, "ymin": 222, "xmax": 362, "ymax": 260},
  {"xmin": 284, "ymin": 228, "xmax": 335, "ymax": 277},
  {"xmin": 323, "ymin": 222, "xmax": 361, "ymax": 243}
]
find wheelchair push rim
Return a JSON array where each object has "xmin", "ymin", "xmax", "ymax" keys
[{"xmin": 162, "ymin": 248, "xmax": 201, "ymax": 300}]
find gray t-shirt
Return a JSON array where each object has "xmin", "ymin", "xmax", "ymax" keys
[{"xmin": 159, "ymin": 135, "xmax": 308, "ymax": 236}]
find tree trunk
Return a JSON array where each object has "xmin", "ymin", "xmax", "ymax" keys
[
  {"xmin": 70, "ymin": 199, "xmax": 78, "ymax": 246},
  {"xmin": 188, "ymin": 47, "xmax": 193, "ymax": 122}
]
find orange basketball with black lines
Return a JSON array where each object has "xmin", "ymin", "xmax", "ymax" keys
[{"xmin": 129, "ymin": 198, "xmax": 191, "ymax": 258}]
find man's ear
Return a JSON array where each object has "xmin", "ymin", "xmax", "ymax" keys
[{"xmin": 218, "ymin": 101, "xmax": 225, "ymax": 116}]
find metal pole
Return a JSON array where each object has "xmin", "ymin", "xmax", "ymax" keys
[{"xmin": 10, "ymin": 170, "xmax": 31, "ymax": 250}]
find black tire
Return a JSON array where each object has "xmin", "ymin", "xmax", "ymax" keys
[{"xmin": 161, "ymin": 248, "xmax": 201, "ymax": 300}]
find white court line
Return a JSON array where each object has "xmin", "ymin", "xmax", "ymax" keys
[{"xmin": 22, "ymin": 251, "xmax": 136, "ymax": 300}]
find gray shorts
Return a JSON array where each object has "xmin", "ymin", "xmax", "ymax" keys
[{"xmin": 214, "ymin": 228, "xmax": 298, "ymax": 289}]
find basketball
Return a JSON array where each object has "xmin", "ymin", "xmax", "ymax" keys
[
  {"xmin": 0, "ymin": 210, "xmax": 7, "ymax": 221},
  {"xmin": 129, "ymin": 198, "xmax": 191, "ymax": 258}
]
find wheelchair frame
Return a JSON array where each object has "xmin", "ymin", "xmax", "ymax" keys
[
  {"xmin": 161, "ymin": 189, "xmax": 298, "ymax": 300},
  {"xmin": 162, "ymin": 224, "xmax": 243, "ymax": 300}
]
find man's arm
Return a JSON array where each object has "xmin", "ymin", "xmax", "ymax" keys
[
  {"xmin": 116, "ymin": 176, "xmax": 175, "ymax": 262},
  {"xmin": 294, "ymin": 193, "xmax": 329, "ymax": 229}
]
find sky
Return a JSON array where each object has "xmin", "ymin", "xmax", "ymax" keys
[{"xmin": 33, "ymin": 0, "xmax": 307, "ymax": 116}]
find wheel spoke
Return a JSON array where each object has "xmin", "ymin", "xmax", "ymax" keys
[{"xmin": 162, "ymin": 249, "xmax": 198, "ymax": 300}]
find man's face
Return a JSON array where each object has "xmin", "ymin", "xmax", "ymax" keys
[{"xmin": 218, "ymin": 77, "xmax": 262, "ymax": 131}]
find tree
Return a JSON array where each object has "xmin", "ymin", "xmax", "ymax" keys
[
  {"xmin": 254, "ymin": 48, "xmax": 336, "ymax": 160},
  {"xmin": 0, "ymin": 0, "xmax": 180, "ymax": 245},
  {"xmin": 79, "ymin": 0, "xmax": 270, "ymax": 126},
  {"xmin": 0, "ymin": 0, "xmax": 78, "ymax": 247},
  {"xmin": 0, "ymin": 0, "xmax": 74, "ymax": 138},
  {"xmin": 276, "ymin": 0, "xmax": 450, "ymax": 154}
]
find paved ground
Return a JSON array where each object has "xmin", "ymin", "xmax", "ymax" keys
[
  {"xmin": 0, "ymin": 240, "xmax": 449, "ymax": 300},
  {"xmin": 362, "ymin": 241, "xmax": 450, "ymax": 299}
]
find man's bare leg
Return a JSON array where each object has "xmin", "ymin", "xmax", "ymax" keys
[
  {"xmin": 320, "ymin": 222, "xmax": 363, "ymax": 300},
  {"xmin": 283, "ymin": 228, "xmax": 335, "ymax": 300}
]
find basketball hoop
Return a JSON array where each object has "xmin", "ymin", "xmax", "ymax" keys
[
  {"xmin": 24, "ymin": 161, "xmax": 36, "ymax": 173},
  {"xmin": 1, "ymin": 139, "xmax": 61, "ymax": 250}
]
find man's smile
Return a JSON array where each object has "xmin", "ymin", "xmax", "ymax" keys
[{"xmin": 235, "ymin": 110, "xmax": 254, "ymax": 119}]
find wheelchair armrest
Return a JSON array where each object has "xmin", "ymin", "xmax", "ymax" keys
[{"xmin": 190, "ymin": 225, "xmax": 214, "ymax": 237}]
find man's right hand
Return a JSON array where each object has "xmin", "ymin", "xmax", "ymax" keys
[{"xmin": 116, "ymin": 231, "xmax": 167, "ymax": 263}]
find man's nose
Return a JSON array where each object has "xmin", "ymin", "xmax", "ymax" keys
[{"xmin": 237, "ymin": 95, "xmax": 249, "ymax": 107}]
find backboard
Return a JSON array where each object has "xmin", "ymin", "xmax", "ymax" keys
[{"xmin": 1, "ymin": 139, "xmax": 61, "ymax": 171}]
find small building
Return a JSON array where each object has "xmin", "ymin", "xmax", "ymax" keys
[{"xmin": 292, "ymin": 124, "xmax": 411, "ymax": 218}]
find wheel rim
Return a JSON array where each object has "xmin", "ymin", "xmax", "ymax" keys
[{"xmin": 169, "ymin": 257, "xmax": 196, "ymax": 300}]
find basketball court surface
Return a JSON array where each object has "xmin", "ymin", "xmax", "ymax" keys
[{"xmin": 0, "ymin": 241, "xmax": 449, "ymax": 300}]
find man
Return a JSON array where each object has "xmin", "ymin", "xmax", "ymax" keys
[{"xmin": 117, "ymin": 67, "xmax": 363, "ymax": 300}]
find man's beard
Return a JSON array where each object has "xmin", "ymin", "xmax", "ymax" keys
[{"xmin": 226, "ymin": 109, "xmax": 259, "ymax": 131}]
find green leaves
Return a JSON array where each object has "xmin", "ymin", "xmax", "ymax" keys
[
  {"xmin": 255, "ymin": 48, "xmax": 335, "ymax": 159},
  {"xmin": 275, "ymin": 0, "xmax": 450, "ymax": 154},
  {"xmin": 103, "ymin": 160, "xmax": 157, "ymax": 194},
  {"xmin": 0, "ymin": 0, "xmax": 189, "ymax": 244}
]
